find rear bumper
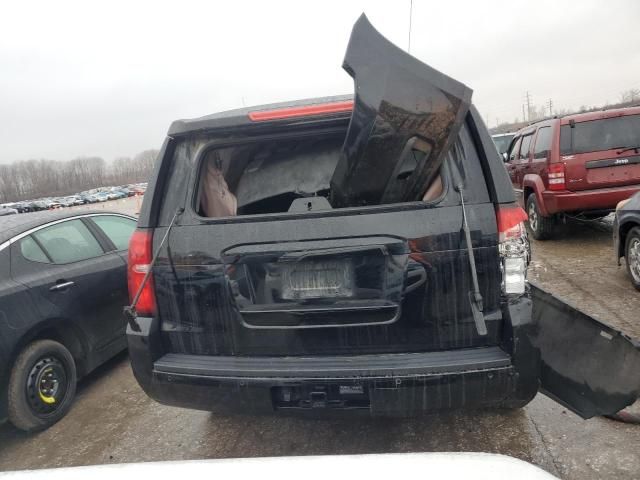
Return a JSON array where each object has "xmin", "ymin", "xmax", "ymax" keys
[
  {"xmin": 542, "ymin": 184, "xmax": 640, "ymax": 215},
  {"xmin": 127, "ymin": 298, "xmax": 539, "ymax": 416}
]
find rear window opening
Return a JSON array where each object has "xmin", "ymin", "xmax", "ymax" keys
[
  {"xmin": 195, "ymin": 132, "xmax": 444, "ymax": 218},
  {"xmin": 560, "ymin": 114, "xmax": 640, "ymax": 155}
]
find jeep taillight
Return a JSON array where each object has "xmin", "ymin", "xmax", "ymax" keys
[
  {"xmin": 127, "ymin": 229, "xmax": 156, "ymax": 316},
  {"xmin": 496, "ymin": 204, "xmax": 529, "ymax": 295},
  {"xmin": 547, "ymin": 163, "xmax": 566, "ymax": 191}
]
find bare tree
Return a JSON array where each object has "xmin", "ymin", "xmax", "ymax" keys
[
  {"xmin": 620, "ymin": 88, "xmax": 640, "ymax": 104},
  {"xmin": 0, "ymin": 149, "xmax": 158, "ymax": 203}
]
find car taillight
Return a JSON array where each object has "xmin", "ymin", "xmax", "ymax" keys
[
  {"xmin": 547, "ymin": 163, "xmax": 566, "ymax": 191},
  {"xmin": 127, "ymin": 229, "xmax": 156, "ymax": 316},
  {"xmin": 496, "ymin": 204, "xmax": 529, "ymax": 295}
]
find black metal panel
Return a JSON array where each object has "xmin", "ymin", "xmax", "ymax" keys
[
  {"xmin": 531, "ymin": 281, "xmax": 640, "ymax": 418},
  {"xmin": 330, "ymin": 14, "xmax": 473, "ymax": 208},
  {"xmin": 467, "ymin": 106, "xmax": 517, "ymax": 205}
]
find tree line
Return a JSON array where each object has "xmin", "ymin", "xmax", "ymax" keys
[{"xmin": 0, "ymin": 149, "xmax": 158, "ymax": 203}]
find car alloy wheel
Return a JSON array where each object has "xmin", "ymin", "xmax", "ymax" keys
[
  {"xmin": 528, "ymin": 201, "xmax": 538, "ymax": 232},
  {"xmin": 628, "ymin": 237, "xmax": 640, "ymax": 284}
]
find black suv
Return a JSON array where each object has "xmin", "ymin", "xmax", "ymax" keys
[{"xmin": 127, "ymin": 16, "xmax": 639, "ymax": 418}]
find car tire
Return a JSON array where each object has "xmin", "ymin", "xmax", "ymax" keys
[
  {"xmin": 625, "ymin": 227, "xmax": 640, "ymax": 291},
  {"xmin": 498, "ymin": 398, "xmax": 533, "ymax": 410},
  {"xmin": 7, "ymin": 340, "xmax": 77, "ymax": 432},
  {"xmin": 526, "ymin": 195, "xmax": 555, "ymax": 240}
]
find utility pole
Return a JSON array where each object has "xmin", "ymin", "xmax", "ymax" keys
[
  {"xmin": 547, "ymin": 98, "xmax": 553, "ymax": 117},
  {"xmin": 407, "ymin": 0, "xmax": 413, "ymax": 53},
  {"xmin": 522, "ymin": 104, "xmax": 526, "ymax": 123},
  {"xmin": 525, "ymin": 91, "xmax": 532, "ymax": 121}
]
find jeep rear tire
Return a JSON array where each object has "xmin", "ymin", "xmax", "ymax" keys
[
  {"xmin": 7, "ymin": 340, "xmax": 77, "ymax": 432},
  {"xmin": 526, "ymin": 195, "xmax": 555, "ymax": 240}
]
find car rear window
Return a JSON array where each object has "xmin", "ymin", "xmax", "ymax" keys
[
  {"xmin": 91, "ymin": 215, "xmax": 136, "ymax": 251},
  {"xmin": 20, "ymin": 236, "xmax": 50, "ymax": 263},
  {"xmin": 193, "ymin": 124, "xmax": 487, "ymax": 219},
  {"xmin": 560, "ymin": 114, "xmax": 640, "ymax": 155}
]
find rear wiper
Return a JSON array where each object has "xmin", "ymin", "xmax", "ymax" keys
[
  {"xmin": 449, "ymin": 162, "xmax": 487, "ymax": 336},
  {"xmin": 456, "ymin": 184, "xmax": 487, "ymax": 336},
  {"xmin": 616, "ymin": 146, "xmax": 640, "ymax": 155}
]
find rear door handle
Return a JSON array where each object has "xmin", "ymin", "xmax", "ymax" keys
[{"xmin": 49, "ymin": 281, "xmax": 75, "ymax": 292}]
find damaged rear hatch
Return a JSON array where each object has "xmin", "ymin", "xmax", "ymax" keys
[{"xmin": 153, "ymin": 15, "xmax": 505, "ymax": 359}]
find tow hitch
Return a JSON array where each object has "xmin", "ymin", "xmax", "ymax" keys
[{"xmin": 273, "ymin": 384, "xmax": 370, "ymax": 411}]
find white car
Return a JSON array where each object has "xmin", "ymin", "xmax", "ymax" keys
[
  {"xmin": 0, "ymin": 453, "xmax": 558, "ymax": 480},
  {"xmin": 491, "ymin": 132, "xmax": 516, "ymax": 158},
  {"xmin": 0, "ymin": 205, "xmax": 18, "ymax": 216}
]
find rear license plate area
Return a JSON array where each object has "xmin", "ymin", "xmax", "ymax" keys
[
  {"xmin": 222, "ymin": 238, "xmax": 409, "ymax": 329},
  {"xmin": 272, "ymin": 384, "xmax": 370, "ymax": 410},
  {"xmin": 281, "ymin": 259, "xmax": 354, "ymax": 300}
]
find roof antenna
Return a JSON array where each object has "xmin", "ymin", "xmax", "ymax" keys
[{"xmin": 407, "ymin": 0, "xmax": 413, "ymax": 54}]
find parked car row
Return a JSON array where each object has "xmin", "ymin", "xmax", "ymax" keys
[
  {"xmin": 0, "ymin": 204, "xmax": 18, "ymax": 216},
  {"xmin": 1, "ymin": 183, "xmax": 147, "ymax": 215}
]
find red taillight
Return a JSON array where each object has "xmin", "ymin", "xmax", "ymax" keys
[
  {"xmin": 248, "ymin": 100, "xmax": 354, "ymax": 122},
  {"xmin": 547, "ymin": 163, "xmax": 566, "ymax": 191},
  {"xmin": 496, "ymin": 204, "xmax": 529, "ymax": 295},
  {"xmin": 127, "ymin": 229, "xmax": 156, "ymax": 316},
  {"xmin": 496, "ymin": 204, "xmax": 528, "ymax": 241}
]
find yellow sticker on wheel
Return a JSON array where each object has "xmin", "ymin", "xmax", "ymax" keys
[
  {"xmin": 39, "ymin": 367, "xmax": 56, "ymax": 404},
  {"xmin": 38, "ymin": 391, "xmax": 56, "ymax": 404}
]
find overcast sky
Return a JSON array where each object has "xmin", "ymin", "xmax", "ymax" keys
[{"xmin": 1, "ymin": 0, "xmax": 639, "ymax": 164}]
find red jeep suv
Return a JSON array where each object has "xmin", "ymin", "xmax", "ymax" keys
[{"xmin": 505, "ymin": 107, "xmax": 640, "ymax": 239}]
